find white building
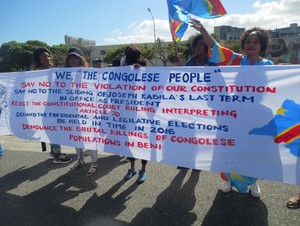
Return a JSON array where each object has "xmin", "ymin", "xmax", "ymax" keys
[{"xmin": 64, "ymin": 35, "xmax": 96, "ymax": 46}]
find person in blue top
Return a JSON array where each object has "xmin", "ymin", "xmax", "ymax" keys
[
  {"xmin": 185, "ymin": 34, "xmax": 217, "ymax": 67},
  {"xmin": 190, "ymin": 18, "xmax": 273, "ymax": 66},
  {"xmin": 176, "ymin": 34, "xmax": 216, "ymax": 170},
  {"xmin": 190, "ymin": 18, "xmax": 274, "ymax": 198},
  {"xmin": 175, "ymin": 34, "xmax": 217, "ymax": 67},
  {"xmin": 122, "ymin": 45, "xmax": 148, "ymax": 183},
  {"xmin": 31, "ymin": 47, "xmax": 72, "ymax": 164}
]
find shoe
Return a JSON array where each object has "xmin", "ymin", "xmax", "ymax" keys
[
  {"xmin": 222, "ymin": 181, "xmax": 232, "ymax": 193},
  {"xmin": 69, "ymin": 159, "xmax": 85, "ymax": 171},
  {"xmin": 50, "ymin": 153, "xmax": 67, "ymax": 160},
  {"xmin": 86, "ymin": 164, "xmax": 98, "ymax": 176},
  {"xmin": 124, "ymin": 168, "xmax": 137, "ymax": 180},
  {"xmin": 250, "ymin": 182, "xmax": 261, "ymax": 198},
  {"xmin": 177, "ymin": 166, "xmax": 188, "ymax": 169},
  {"xmin": 48, "ymin": 153, "xmax": 54, "ymax": 160},
  {"xmin": 136, "ymin": 171, "xmax": 147, "ymax": 183},
  {"xmin": 286, "ymin": 193, "xmax": 300, "ymax": 209},
  {"xmin": 53, "ymin": 154, "xmax": 72, "ymax": 164}
]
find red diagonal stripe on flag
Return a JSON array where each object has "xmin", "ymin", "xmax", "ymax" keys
[{"xmin": 274, "ymin": 123, "xmax": 300, "ymax": 144}]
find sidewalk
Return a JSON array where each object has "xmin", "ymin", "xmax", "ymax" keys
[{"xmin": 0, "ymin": 135, "xmax": 299, "ymax": 226}]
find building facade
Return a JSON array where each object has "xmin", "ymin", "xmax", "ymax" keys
[
  {"xmin": 268, "ymin": 23, "xmax": 300, "ymax": 64},
  {"xmin": 214, "ymin": 25, "xmax": 245, "ymax": 41},
  {"xmin": 64, "ymin": 35, "xmax": 96, "ymax": 46},
  {"xmin": 269, "ymin": 23, "xmax": 300, "ymax": 45}
]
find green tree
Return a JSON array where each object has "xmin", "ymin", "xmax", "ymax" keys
[
  {"xmin": 26, "ymin": 40, "xmax": 48, "ymax": 47},
  {"xmin": 211, "ymin": 33, "xmax": 221, "ymax": 43},
  {"xmin": 103, "ymin": 44, "xmax": 156, "ymax": 66},
  {"xmin": 103, "ymin": 46, "xmax": 126, "ymax": 65},
  {"xmin": 154, "ymin": 38, "xmax": 169, "ymax": 66},
  {"xmin": 224, "ymin": 40, "xmax": 241, "ymax": 53},
  {"xmin": 152, "ymin": 38, "xmax": 187, "ymax": 66},
  {"xmin": 0, "ymin": 40, "xmax": 93, "ymax": 71},
  {"xmin": 50, "ymin": 44, "xmax": 69, "ymax": 67},
  {"xmin": 0, "ymin": 41, "xmax": 39, "ymax": 72},
  {"xmin": 165, "ymin": 41, "xmax": 187, "ymax": 64},
  {"xmin": 139, "ymin": 44, "xmax": 156, "ymax": 66}
]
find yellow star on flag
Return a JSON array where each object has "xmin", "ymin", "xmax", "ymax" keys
[{"xmin": 277, "ymin": 107, "xmax": 287, "ymax": 116}]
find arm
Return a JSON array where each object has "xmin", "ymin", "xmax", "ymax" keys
[
  {"xmin": 190, "ymin": 18, "xmax": 214, "ymax": 48},
  {"xmin": 190, "ymin": 18, "xmax": 242, "ymax": 65},
  {"xmin": 175, "ymin": 56, "xmax": 183, "ymax": 66}
]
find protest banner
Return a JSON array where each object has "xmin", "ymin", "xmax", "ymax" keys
[{"xmin": 0, "ymin": 65, "xmax": 299, "ymax": 185}]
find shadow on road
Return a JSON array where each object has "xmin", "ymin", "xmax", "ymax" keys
[
  {"xmin": 0, "ymin": 153, "xmax": 128, "ymax": 226},
  {"xmin": 202, "ymin": 190, "xmax": 268, "ymax": 226},
  {"xmin": 130, "ymin": 168, "xmax": 200, "ymax": 226}
]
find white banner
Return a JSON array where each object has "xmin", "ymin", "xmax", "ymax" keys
[{"xmin": 0, "ymin": 65, "xmax": 299, "ymax": 185}]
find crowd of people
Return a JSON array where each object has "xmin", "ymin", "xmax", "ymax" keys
[{"xmin": 29, "ymin": 18, "xmax": 299, "ymax": 209}]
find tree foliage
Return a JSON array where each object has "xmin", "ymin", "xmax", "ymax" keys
[
  {"xmin": 103, "ymin": 44, "xmax": 156, "ymax": 66},
  {"xmin": 103, "ymin": 46, "xmax": 127, "ymax": 65},
  {"xmin": 0, "ymin": 41, "xmax": 36, "ymax": 72},
  {"xmin": 0, "ymin": 35, "xmax": 242, "ymax": 72},
  {"xmin": 101, "ymin": 40, "xmax": 192, "ymax": 67},
  {"xmin": 50, "ymin": 44, "xmax": 70, "ymax": 67},
  {"xmin": 224, "ymin": 40, "xmax": 242, "ymax": 53},
  {"xmin": 139, "ymin": 44, "xmax": 156, "ymax": 66},
  {"xmin": 0, "ymin": 40, "xmax": 93, "ymax": 72}
]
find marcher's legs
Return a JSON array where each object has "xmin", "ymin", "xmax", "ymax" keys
[
  {"xmin": 76, "ymin": 147, "xmax": 84, "ymax": 160},
  {"xmin": 136, "ymin": 159, "xmax": 147, "ymax": 183},
  {"xmin": 124, "ymin": 157, "xmax": 137, "ymax": 180},
  {"xmin": 69, "ymin": 148, "xmax": 85, "ymax": 171},
  {"xmin": 86, "ymin": 149, "xmax": 98, "ymax": 176},
  {"xmin": 130, "ymin": 158, "xmax": 136, "ymax": 169},
  {"xmin": 124, "ymin": 158, "xmax": 148, "ymax": 183},
  {"xmin": 220, "ymin": 173, "xmax": 261, "ymax": 198}
]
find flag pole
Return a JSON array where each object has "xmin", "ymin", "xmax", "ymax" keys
[{"xmin": 172, "ymin": 32, "xmax": 182, "ymax": 66}]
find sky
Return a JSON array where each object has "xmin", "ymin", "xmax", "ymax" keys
[{"xmin": 0, "ymin": 0, "xmax": 299, "ymax": 46}]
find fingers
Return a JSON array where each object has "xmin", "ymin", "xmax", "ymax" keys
[
  {"xmin": 133, "ymin": 63, "xmax": 141, "ymax": 69},
  {"xmin": 175, "ymin": 56, "xmax": 183, "ymax": 66},
  {"xmin": 189, "ymin": 18, "xmax": 202, "ymax": 29}
]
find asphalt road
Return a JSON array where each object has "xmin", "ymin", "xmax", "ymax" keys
[{"xmin": 0, "ymin": 135, "xmax": 299, "ymax": 226}]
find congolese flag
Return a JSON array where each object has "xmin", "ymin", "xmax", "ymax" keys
[
  {"xmin": 249, "ymin": 99, "xmax": 300, "ymax": 157},
  {"xmin": 167, "ymin": 0, "xmax": 227, "ymax": 42}
]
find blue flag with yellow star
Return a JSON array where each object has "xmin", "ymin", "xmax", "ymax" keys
[{"xmin": 250, "ymin": 99, "xmax": 300, "ymax": 157}]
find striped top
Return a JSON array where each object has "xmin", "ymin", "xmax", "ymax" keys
[{"xmin": 208, "ymin": 40, "xmax": 274, "ymax": 66}]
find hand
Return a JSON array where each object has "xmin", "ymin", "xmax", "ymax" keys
[
  {"xmin": 175, "ymin": 56, "xmax": 183, "ymax": 66},
  {"xmin": 133, "ymin": 63, "xmax": 141, "ymax": 69},
  {"xmin": 189, "ymin": 18, "xmax": 214, "ymax": 48},
  {"xmin": 189, "ymin": 18, "xmax": 202, "ymax": 31}
]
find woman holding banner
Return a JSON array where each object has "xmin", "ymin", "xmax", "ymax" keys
[
  {"xmin": 175, "ymin": 34, "xmax": 216, "ymax": 170},
  {"xmin": 190, "ymin": 18, "xmax": 274, "ymax": 198},
  {"xmin": 64, "ymin": 47, "xmax": 98, "ymax": 176},
  {"xmin": 121, "ymin": 45, "xmax": 148, "ymax": 183},
  {"xmin": 31, "ymin": 47, "xmax": 72, "ymax": 164}
]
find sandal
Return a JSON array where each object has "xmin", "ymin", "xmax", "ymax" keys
[
  {"xmin": 286, "ymin": 193, "xmax": 300, "ymax": 209},
  {"xmin": 86, "ymin": 164, "xmax": 98, "ymax": 176},
  {"xmin": 69, "ymin": 159, "xmax": 85, "ymax": 171}
]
